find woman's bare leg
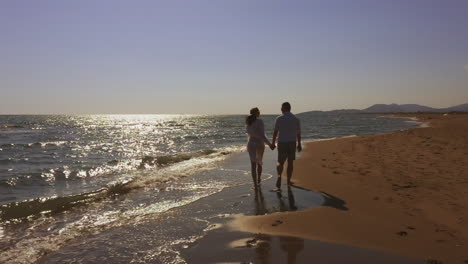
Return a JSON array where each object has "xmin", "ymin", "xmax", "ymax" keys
[
  {"xmin": 257, "ymin": 164, "xmax": 262, "ymax": 184},
  {"xmin": 251, "ymin": 162, "xmax": 258, "ymax": 188}
]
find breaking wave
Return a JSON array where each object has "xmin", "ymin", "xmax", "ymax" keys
[
  {"xmin": 0, "ymin": 179, "xmax": 133, "ymax": 224},
  {"xmin": 0, "ymin": 146, "xmax": 242, "ymax": 223},
  {"xmin": 0, "ymin": 148, "xmax": 235, "ymax": 188}
]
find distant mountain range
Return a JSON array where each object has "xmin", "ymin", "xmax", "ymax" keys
[{"xmin": 299, "ymin": 103, "xmax": 468, "ymax": 115}]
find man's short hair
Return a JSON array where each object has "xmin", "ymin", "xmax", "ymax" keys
[{"xmin": 282, "ymin": 102, "xmax": 291, "ymax": 111}]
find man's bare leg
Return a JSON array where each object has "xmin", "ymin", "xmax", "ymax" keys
[{"xmin": 276, "ymin": 161, "xmax": 285, "ymax": 189}]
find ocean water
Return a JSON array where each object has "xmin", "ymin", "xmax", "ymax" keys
[{"xmin": 0, "ymin": 114, "xmax": 420, "ymax": 263}]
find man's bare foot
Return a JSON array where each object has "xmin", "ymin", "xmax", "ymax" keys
[{"xmin": 275, "ymin": 177, "xmax": 281, "ymax": 189}]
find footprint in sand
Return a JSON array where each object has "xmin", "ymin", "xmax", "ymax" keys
[
  {"xmin": 426, "ymin": 259, "xmax": 443, "ymax": 264},
  {"xmin": 272, "ymin": 220, "xmax": 283, "ymax": 227},
  {"xmin": 396, "ymin": 231, "xmax": 408, "ymax": 237},
  {"xmin": 246, "ymin": 238, "xmax": 257, "ymax": 248}
]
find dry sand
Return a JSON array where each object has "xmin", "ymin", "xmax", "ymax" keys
[{"xmin": 234, "ymin": 114, "xmax": 468, "ymax": 263}]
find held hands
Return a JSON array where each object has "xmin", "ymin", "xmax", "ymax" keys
[
  {"xmin": 297, "ymin": 143, "xmax": 302, "ymax": 152},
  {"xmin": 269, "ymin": 143, "xmax": 276, "ymax": 150}
]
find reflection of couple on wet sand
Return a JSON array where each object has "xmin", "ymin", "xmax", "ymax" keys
[
  {"xmin": 246, "ymin": 102, "xmax": 301, "ymax": 190},
  {"xmin": 253, "ymin": 186, "xmax": 298, "ymax": 215},
  {"xmin": 252, "ymin": 187, "xmax": 304, "ymax": 264}
]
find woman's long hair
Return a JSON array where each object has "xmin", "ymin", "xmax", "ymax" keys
[{"xmin": 246, "ymin": 107, "xmax": 259, "ymax": 126}]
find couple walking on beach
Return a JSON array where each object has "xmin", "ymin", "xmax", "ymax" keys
[{"xmin": 246, "ymin": 102, "xmax": 301, "ymax": 190}]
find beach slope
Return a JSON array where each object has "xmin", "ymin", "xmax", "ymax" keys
[{"xmin": 235, "ymin": 114, "xmax": 468, "ymax": 263}]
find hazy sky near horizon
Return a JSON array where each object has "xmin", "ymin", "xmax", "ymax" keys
[{"xmin": 1, "ymin": 0, "xmax": 468, "ymax": 114}]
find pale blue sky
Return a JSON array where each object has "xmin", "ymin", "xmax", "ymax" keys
[{"xmin": 1, "ymin": 0, "xmax": 467, "ymax": 114}]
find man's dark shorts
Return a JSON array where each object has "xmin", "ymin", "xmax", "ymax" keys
[{"xmin": 277, "ymin": 142, "xmax": 296, "ymax": 164}]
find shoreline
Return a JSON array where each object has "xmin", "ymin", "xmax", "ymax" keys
[
  {"xmin": 36, "ymin": 150, "xmax": 418, "ymax": 264},
  {"xmin": 233, "ymin": 113, "xmax": 468, "ymax": 263}
]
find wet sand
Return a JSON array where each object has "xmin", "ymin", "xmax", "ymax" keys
[{"xmin": 235, "ymin": 113, "xmax": 468, "ymax": 263}]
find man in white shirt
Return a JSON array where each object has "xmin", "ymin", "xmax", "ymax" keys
[{"xmin": 272, "ymin": 102, "xmax": 302, "ymax": 189}]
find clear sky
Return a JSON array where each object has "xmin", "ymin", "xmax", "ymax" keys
[{"xmin": 1, "ymin": 0, "xmax": 467, "ymax": 114}]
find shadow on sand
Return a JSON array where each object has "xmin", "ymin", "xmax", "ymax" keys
[
  {"xmin": 320, "ymin": 191, "xmax": 348, "ymax": 211},
  {"xmin": 284, "ymin": 184, "xmax": 348, "ymax": 211}
]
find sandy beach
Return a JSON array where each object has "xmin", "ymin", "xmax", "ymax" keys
[{"xmin": 235, "ymin": 113, "xmax": 468, "ymax": 263}]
